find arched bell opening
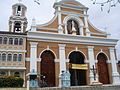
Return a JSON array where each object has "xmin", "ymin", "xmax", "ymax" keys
[
  {"xmin": 69, "ymin": 51, "xmax": 87, "ymax": 86},
  {"xmin": 14, "ymin": 22, "xmax": 21, "ymax": 32}
]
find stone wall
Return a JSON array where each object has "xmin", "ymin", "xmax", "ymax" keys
[
  {"xmin": 0, "ymin": 85, "xmax": 120, "ymax": 90},
  {"xmin": 30, "ymin": 85, "xmax": 120, "ymax": 90}
]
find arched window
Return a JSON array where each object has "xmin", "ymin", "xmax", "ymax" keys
[
  {"xmin": 7, "ymin": 54, "xmax": 12, "ymax": 61},
  {"xmin": 14, "ymin": 38, "xmax": 18, "ymax": 45},
  {"xmin": 17, "ymin": 6, "xmax": 21, "ymax": 16},
  {"xmin": 13, "ymin": 54, "xmax": 17, "ymax": 61},
  {"xmin": 14, "ymin": 23, "xmax": 21, "ymax": 32},
  {"xmin": 0, "ymin": 72, "xmax": 6, "ymax": 76},
  {"xmin": 19, "ymin": 38, "xmax": 23, "ymax": 45},
  {"xmin": 18, "ymin": 54, "xmax": 22, "ymax": 61},
  {"xmin": 3, "ymin": 37, "xmax": 7, "ymax": 44},
  {"xmin": 2, "ymin": 53, "xmax": 6, "ymax": 61},
  {"xmin": 14, "ymin": 72, "xmax": 20, "ymax": 77},
  {"xmin": 0, "ymin": 37, "xmax": 2, "ymax": 44},
  {"xmin": 67, "ymin": 20, "xmax": 80, "ymax": 35},
  {"xmin": 0, "ymin": 54, "xmax": 1, "ymax": 61},
  {"xmin": 9, "ymin": 38, "xmax": 13, "ymax": 45}
]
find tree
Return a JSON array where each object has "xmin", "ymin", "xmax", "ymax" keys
[{"xmin": 91, "ymin": 0, "xmax": 120, "ymax": 13}]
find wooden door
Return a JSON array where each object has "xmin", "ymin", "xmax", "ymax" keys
[
  {"xmin": 97, "ymin": 53, "xmax": 110, "ymax": 84},
  {"xmin": 41, "ymin": 50, "xmax": 55, "ymax": 87}
]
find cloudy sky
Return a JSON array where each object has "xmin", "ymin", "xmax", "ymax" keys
[{"xmin": 0, "ymin": 0, "xmax": 120, "ymax": 59}]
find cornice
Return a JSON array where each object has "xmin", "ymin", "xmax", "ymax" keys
[
  {"xmin": 0, "ymin": 49, "xmax": 26, "ymax": 52},
  {"xmin": 0, "ymin": 67, "xmax": 26, "ymax": 70},
  {"xmin": 55, "ymin": 10, "xmax": 88, "ymax": 17},
  {"xmin": 27, "ymin": 31, "xmax": 118, "ymax": 46}
]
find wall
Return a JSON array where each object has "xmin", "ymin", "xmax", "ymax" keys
[{"xmin": 0, "ymin": 85, "xmax": 120, "ymax": 90}]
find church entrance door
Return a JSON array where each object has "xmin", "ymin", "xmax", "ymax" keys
[
  {"xmin": 69, "ymin": 51, "xmax": 87, "ymax": 86},
  {"xmin": 97, "ymin": 53, "xmax": 110, "ymax": 84},
  {"xmin": 41, "ymin": 50, "xmax": 55, "ymax": 87}
]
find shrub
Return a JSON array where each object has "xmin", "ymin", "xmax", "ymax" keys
[{"xmin": 0, "ymin": 76, "xmax": 24, "ymax": 87}]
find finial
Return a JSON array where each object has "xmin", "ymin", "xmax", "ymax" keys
[
  {"xmin": 55, "ymin": 0, "xmax": 58, "ymax": 2},
  {"xmin": 31, "ymin": 18, "xmax": 36, "ymax": 26},
  {"xmin": 18, "ymin": 0, "xmax": 22, "ymax": 3}
]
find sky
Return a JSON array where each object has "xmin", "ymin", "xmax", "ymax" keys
[{"xmin": 0, "ymin": 0, "xmax": 120, "ymax": 59}]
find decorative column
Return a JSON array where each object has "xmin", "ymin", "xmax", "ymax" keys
[
  {"xmin": 58, "ymin": 7, "xmax": 63, "ymax": 34},
  {"xmin": 79, "ymin": 26, "xmax": 84, "ymax": 36},
  {"xmin": 58, "ymin": 44, "xmax": 66, "ymax": 87},
  {"xmin": 109, "ymin": 47, "xmax": 120, "ymax": 85},
  {"xmin": 21, "ymin": 21, "xmax": 24, "ymax": 33},
  {"xmin": 23, "ymin": 71, "xmax": 26, "ymax": 87},
  {"xmin": 8, "ymin": 70, "xmax": 11, "ymax": 76},
  {"xmin": 87, "ymin": 46, "xmax": 98, "ymax": 84},
  {"xmin": 30, "ymin": 42, "xmax": 38, "ymax": 72},
  {"xmin": 11, "ymin": 21, "xmax": 14, "ymax": 32},
  {"xmin": 84, "ymin": 11, "xmax": 90, "ymax": 36},
  {"xmin": 31, "ymin": 18, "xmax": 36, "ymax": 31}
]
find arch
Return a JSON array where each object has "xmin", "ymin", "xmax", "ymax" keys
[
  {"xmin": 40, "ymin": 50, "xmax": 55, "ymax": 87},
  {"xmin": 7, "ymin": 53, "xmax": 12, "ymax": 61},
  {"xmin": 63, "ymin": 15, "xmax": 84, "ymax": 34},
  {"xmin": 67, "ymin": 50, "xmax": 87, "ymax": 61},
  {"xmin": 68, "ymin": 51, "xmax": 87, "ymax": 86},
  {"xmin": 9, "ymin": 38, "xmax": 13, "ymax": 45},
  {"xmin": 3, "ymin": 37, "xmax": 8, "ymax": 44},
  {"xmin": 0, "ymin": 72, "xmax": 6, "ymax": 76},
  {"xmin": 39, "ymin": 49, "xmax": 57, "ymax": 59},
  {"xmin": 18, "ymin": 54, "xmax": 22, "ymax": 61},
  {"xmin": 14, "ymin": 72, "xmax": 21, "ymax": 77},
  {"xmin": 0, "ymin": 53, "xmax": 1, "ymax": 61},
  {"xmin": 96, "ymin": 51, "xmax": 109, "ymax": 61},
  {"xmin": 2, "ymin": 53, "xmax": 6, "ymax": 61},
  {"xmin": 19, "ymin": 38, "xmax": 23, "ymax": 45},
  {"xmin": 0, "ymin": 37, "xmax": 2, "ymax": 44},
  {"xmin": 14, "ymin": 38, "xmax": 18, "ymax": 45},
  {"xmin": 14, "ymin": 23, "xmax": 21, "ymax": 32},
  {"xmin": 97, "ymin": 53, "xmax": 110, "ymax": 84},
  {"xmin": 13, "ymin": 54, "xmax": 18, "ymax": 61}
]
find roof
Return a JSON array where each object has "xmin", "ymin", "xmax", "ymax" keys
[{"xmin": 12, "ymin": 3, "xmax": 27, "ymax": 9}]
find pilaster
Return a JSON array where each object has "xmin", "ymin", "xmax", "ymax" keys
[
  {"xmin": 84, "ymin": 11, "xmax": 90, "ymax": 36},
  {"xmin": 58, "ymin": 7, "xmax": 63, "ymax": 34},
  {"xmin": 109, "ymin": 47, "xmax": 120, "ymax": 85},
  {"xmin": 58, "ymin": 44, "xmax": 66, "ymax": 87},
  {"xmin": 30, "ymin": 42, "xmax": 38, "ymax": 72},
  {"xmin": 87, "ymin": 46, "xmax": 98, "ymax": 84}
]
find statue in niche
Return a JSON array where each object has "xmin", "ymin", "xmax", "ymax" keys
[{"xmin": 67, "ymin": 20, "xmax": 80, "ymax": 35}]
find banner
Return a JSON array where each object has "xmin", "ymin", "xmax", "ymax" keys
[{"xmin": 69, "ymin": 64, "xmax": 88, "ymax": 70}]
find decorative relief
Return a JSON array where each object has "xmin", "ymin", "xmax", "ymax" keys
[{"xmin": 0, "ymin": 61, "xmax": 25, "ymax": 67}]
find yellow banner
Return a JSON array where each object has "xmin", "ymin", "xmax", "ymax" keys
[{"xmin": 70, "ymin": 64, "xmax": 88, "ymax": 70}]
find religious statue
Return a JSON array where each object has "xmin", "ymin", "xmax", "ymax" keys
[{"xmin": 71, "ymin": 20, "xmax": 77, "ymax": 35}]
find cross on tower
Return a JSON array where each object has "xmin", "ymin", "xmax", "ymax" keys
[{"xmin": 18, "ymin": 0, "xmax": 22, "ymax": 2}]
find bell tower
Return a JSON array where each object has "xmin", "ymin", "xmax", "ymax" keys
[{"xmin": 9, "ymin": 2, "xmax": 27, "ymax": 33}]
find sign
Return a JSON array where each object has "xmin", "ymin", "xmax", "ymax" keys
[{"xmin": 69, "ymin": 64, "xmax": 88, "ymax": 70}]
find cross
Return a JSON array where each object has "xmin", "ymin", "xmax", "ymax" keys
[
  {"xmin": 18, "ymin": 0, "xmax": 22, "ymax": 2},
  {"xmin": 90, "ymin": 65, "xmax": 97, "ymax": 81}
]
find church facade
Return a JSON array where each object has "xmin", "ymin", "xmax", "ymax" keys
[{"xmin": 0, "ymin": 0, "xmax": 120, "ymax": 87}]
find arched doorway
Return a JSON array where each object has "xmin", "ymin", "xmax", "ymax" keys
[
  {"xmin": 41, "ymin": 50, "xmax": 55, "ymax": 87},
  {"xmin": 69, "ymin": 51, "xmax": 87, "ymax": 86},
  {"xmin": 97, "ymin": 53, "xmax": 110, "ymax": 84}
]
